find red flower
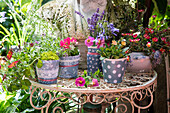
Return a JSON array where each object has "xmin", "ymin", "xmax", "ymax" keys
[
  {"xmin": 8, "ymin": 60, "xmax": 19, "ymax": 68},
  {"xmin": 148, "ymin": 28, "xmax": 154, "ymax": 34},
  {"xmin": 152, "ymin": 37, "xmax": 158, "ymax": 42},
  {"xmin": 127, "ymin": 56, "xmax": 130, "ymax": 62},
  {"xmin": 138, "ymin": 9, "xmax": 144, "ymax": 12},
  {"xmin": 133, "ymin": 34, "xmax": 138, "ymax": 38},
  {"xmin": 7, "ymin": 50, "xmax": 13, "ymax": 60},
  {"xmin": 2, "ymin": 74, "xmax": 6, "ymax": 81},
  {"xmin": 30, "ymin": 43, "xmax": 34, "ymax": 47},
  {"xmin": 152, "ymin": 15, "xmax": 157, "ymax": 18},
  {"xmin": 144, "ymin": 34, "xmax": 150, "ymax": 39},
  {"xmin": 160, "ymin": 48, "xmax": 165, "ymax": 53}
]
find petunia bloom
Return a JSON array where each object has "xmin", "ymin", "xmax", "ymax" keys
[
  {"xmin": 152, "ymin": 37, "xmax": 158, "ymax": 42},
  {"xmin": 92, "ymin": 79, "xmax": 99, "ymax": 87},
  {"xmin": 133, "ymin": 34, "xmax": 138, "ymax": 38},
  {"xmin": 8, "ymin": 60, "xmax": 19, "ymax": 68},
  {"xmin": 146, "ymin": 42, "xmax": 151, "ymax": 48},
  {"xmin": 7, "ymin": 50, "xmax": 13, "ymax": 60},
  {"xmin": 75, "ymin": 77, "xmax": 85, "ymax": 87},
  {"xmin": 85, "ymin": 36, "xmax": 95, "ymax": 47}
]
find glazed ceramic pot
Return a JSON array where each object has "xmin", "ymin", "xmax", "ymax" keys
[
  {"xmin": 102, "ymin": 58, "xmax": 127, "ymax": 83},
  {"xmin": 36, "ymin": 60, "xmax": 59, "ymax": 84},
  {"xmin": 126, "ymin": 52, "xmax": 152, "ymax": 73},
  {"xmin": 59, "ymin": 55, "xmax": 80, "ymax": 78},
  {"xmin": 87, "ymin": 46, "xmax": 102, "ymax": 76}
]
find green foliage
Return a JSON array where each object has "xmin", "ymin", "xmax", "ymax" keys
[
  {"xmin": 41, "ymin": 51, "xmax": 59, "ymax": 60},
  {"xmin": 98, "ymin": 38, "xmax": 128, "ymax": 59},
  {"xmin": 78, "ymin": 69, "xmax": 103, "ymax": 88}
]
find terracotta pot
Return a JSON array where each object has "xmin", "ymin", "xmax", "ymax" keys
[
  {"xmin": 102, "ymin": 58, "xmax": 127, "ymax": 83},
  {"xmin": 87, "ymin": 46, "xmax": 102, "ymax": 76},
  {"xmin": 126, "ymin": 52, "xmax": 152, "ymax": 73},
  {"xmin": 59, "ymin": 55, "xmax": 80, "ymax": 78}
]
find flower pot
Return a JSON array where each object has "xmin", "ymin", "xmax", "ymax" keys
[
  {"xmin": 102, "ymin": 58, "xmax": 127, "ymax": 83},
  {"xmin": 36, "ymin": 60, "xmax": 59, "ymax": 84},
  {"xmin": 59, "ymin": 55, "xmax": 80, "ymax": 78},
  {"xmin": 87, "ymin": 47, "xmax": 102, "ymax": 76},
  {"xmin": 126, "ymin": 52, "xmax": 152, "ymax": 73}
]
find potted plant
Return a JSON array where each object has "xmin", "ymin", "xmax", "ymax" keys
[
  {"xmin": 75, "ymin": 8, "xmax": 119, "ymax": 76},
  {"xmin": 59, "ymin": 37, "xmax": 80, "ymax": 78},
  {"xmin": 122, "ymin": 27, "xmax": 170, "ymax": 73},
  {"xmin": 36, "ymin": 51, "xmax": 60, "ymax": 84},
  {"xmin": 97, "ymin": 38, "xmax": 129, "ymax": 83}
]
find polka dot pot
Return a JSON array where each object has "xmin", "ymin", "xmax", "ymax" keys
[
  {"xmin": 87, "ymin": 47, "xmax": 102, "ymax": 76},
  {"xmin": 102, "ymin": 58, "xmax": 127, "ymax": 83}
]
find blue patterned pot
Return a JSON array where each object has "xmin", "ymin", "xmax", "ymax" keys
[
  {"xmin": 59, "ymin": 55, "xmax": 80, "ymax": 78},
  {"xmin": 87, "ymin": 47, "xmax": 102, "ymax": 76},
  {"xmin": 36, "ymin": 60, "xmax": 59, "ymax": 84},
  {"xmin": 102, "ymin": 58, "xmax": 127, "ymax": 83},
  {"xmin": 126, "ymin": 52, "xmax": 152, "ymax": 73}
]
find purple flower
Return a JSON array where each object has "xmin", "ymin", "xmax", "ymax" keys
[
  {"xmin": 92, "ymin": 79, "xmax": 99, "ymax": 87},
  {"xmin": 96, "ymin": 8, "xmax": 99, "ymax": 13},
  {"xmin": 75, "ymin": 77, "xmax": 85, "ymax": 87},
  {"xmin": 75, "ymin": 11, "xmax": 84, "ymax": 18},
  {"xmin": 35, "ymin": 41, "xmax": 39, "ymax": 44},
  {"xmin": 85, "ymin": 36, "xmax": 95, "ymax": 47}
]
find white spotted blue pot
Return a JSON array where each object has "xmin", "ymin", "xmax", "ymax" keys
[
  {"xmin": 59, "ymin": 55, "xmax": 80, "ymax": 78},
  {"xmin": 126, "ymin": 52, "xmax": 152, "ymax": 73},
  {"xmin": 102, "ymin": 58, "xmax": 127, "ymax": 83},
  {"xmin": 87, "ymin": 47, "xmax": 102, "ymax": 76},
  {"xmin": 36, "ymin": 60, "xmax": 59, "ymax": 84}
]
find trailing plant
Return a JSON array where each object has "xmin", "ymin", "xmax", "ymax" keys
[{"xmin": 75, "ymin": 69, "xmax": 103, "ymax": 88}]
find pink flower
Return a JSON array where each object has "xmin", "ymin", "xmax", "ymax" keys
[
  {"xmin": 133, "ymin": 34, "xmax": 138, "ymax": 38},
  {"xmin": 152, "ymin": 15, "xmax": 157, "ymax": 18},
  {"xmin": 70, "ymin": 37, "xmax": 77, "ymax": 43},
  {"xmin": 96, "ymin": 38, "xmax": 105, "ymax": 48},
  {"xmin": 85, "ymin": 36, "xmax": 95, "ymax": 47},
  {"xmin": 148, "ymin": 28, "xmax": 154, "ymax": 34},
  {"xmin": 152, "ymin": 37, "xmax": 158, "ymax": 42},
  {"xmin": 75, "ymin": 77, "xmax": 85, "ymax": 87},
  {"xmin": 129, "ymin": 39, "xmax": 133, "ymax": 42},
  {"xmin": 0, "ymin": 65, "xmax": 1, "ymax": 69},
  {"xmin": 138, "ymin": 9, "xmax": 144, "ymax": 12},
  {"xmin": 92, "ymin": 79, "xmax": 99, "ymax": 87},
  {"xmin": 146, "ymin": 42, "xmax": 151, "ymax": 48},
  {"xmin": 161, "ymin": 37, "xmax": 166, "ymax": 42},
  {"xmin": 144, "ymin": 34, "xmax": 150, "ymax": 39},
  {"xmin": 60, "ymin": 37, "xmax": 71, "ymax": 49}
]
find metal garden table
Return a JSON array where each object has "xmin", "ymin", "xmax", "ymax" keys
[{"xmin": 29, "ymin": 71, "xmax": 157, "ymax": 113}]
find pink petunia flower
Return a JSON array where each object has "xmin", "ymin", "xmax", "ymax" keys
[
  {"xmin": 75, "ymin": 77, "xmax": 85, "ymax": 87},
  {"xmin": 146, "ymin": 42, "xmax": 151, "ymax": 48},
  {"xmin": 92, "ymin": 79, "xmax": 99, "ymax": 87},
  {"xmin": 96, "ymin": 38, "xmax": 105, "ymax": 48},
  {"xmin": 152, "ymin": 37, "xmax": 158, "ymax": 42},
  {"xmin": 161, "ymin": 37, "xmax": 166, "ymax": 42},
  {"xmin": 70, "ymin": 37, "xmax": 77, "ymax": 43},
  {"xmin": 0, "ymin": 65, "xmax": 1, "ymax": 69},
  {"xmin": 85, "ymin": 36, "xmax": 95, "ymax": 47}
]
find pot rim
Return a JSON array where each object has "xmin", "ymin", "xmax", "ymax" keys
[{"xmin": 103, "ymin": 58, "xmax": 127, "ymax": 61}]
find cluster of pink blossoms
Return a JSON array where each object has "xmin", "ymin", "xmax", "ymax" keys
[
  {"xmin": 75, "ymin": 77, "xmax": 99, "ymax": 87},
  {"xmin": 85, "ymin": 36, "xmax": 105, "ymax": 48},
  {"xmin": 60, "ymin": 37, "xmax": 77, "ymax": 49}
]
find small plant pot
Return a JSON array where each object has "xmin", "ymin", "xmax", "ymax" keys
[
  {"xmin": 87, "ymin": 46, "xmax": 102, "ymax": 76},
  {"xmin": 59, "ymin": 55, "xmax": 80, "ymax": 78},
  {"xmin": 126, "ymin": 52, "xmax": 152, "ymax": 73},
  {"xmin": 102, "ymin": 58, "xmax": 127, "ymax": 84},
  {"xmin": 36, "ymin": 60, "xmax": 59, "ymax": 84}
]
